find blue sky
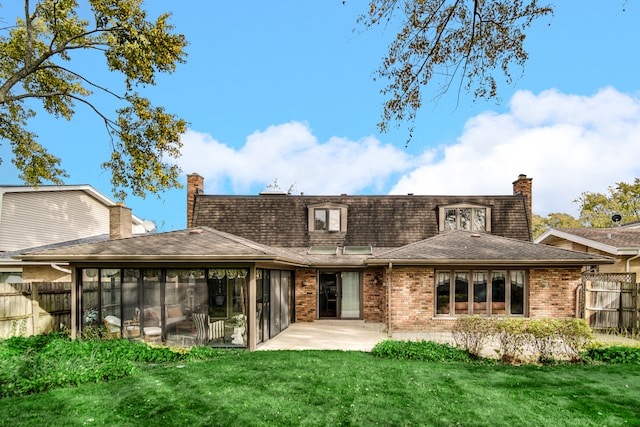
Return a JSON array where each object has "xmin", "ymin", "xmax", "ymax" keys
[{"xmin": 2, "ymin": 1, "xmax": 640, "ymax": 231}]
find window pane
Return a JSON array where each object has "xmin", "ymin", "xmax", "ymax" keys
[
  {"xmin": 0, "ymin": 271, "xmax": 22, "ymax": 283},
  {"xmin": 328, "ymin": 209, "xmax": 341, "ymax": 231},
  {"xmin": 473, "ymin": 209, "xmax": 486, "ymax": 231},
  {"xmin": 491, "ymin": 271, "xmax": 506, "ymax": 314},
  {"xmin": 459, "ymin": 209, "xmax": 471, "ymax": 230},
  {"xmin": 510, "ymin": 271, "xmax": 525, "ymax": 315},
  {"xmin": 473, "ymin": 271, "xmax": 487, "ymax": 314},
  {"xmin": 315, "ymin": 209, "xmax": 327, "ymax": 231},
  {"xmin": 122, "ymin": 269, "xmax": 141, "ymax": 339},
  {"xmin": 81, "ymin": 269, "xmax": 100, "ymax": 330},
  {"xmin": 444, "ymin": 209, "xmax": 456, "ymax": 230},
  {"xmin": 341, "ymin": 272, "xmax": 360, "ymax": 318},
  {"xmin": 101, "ymin": 269, "xmax": 121, "ymax": 320},
  {"xmin": 454, "ymin": 272, "xmax": 469, "ymax": 314},
  {"xmin": 436, "ymin": 272, "xmax": 451, "ymax": 314}
]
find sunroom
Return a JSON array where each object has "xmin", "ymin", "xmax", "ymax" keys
[{"xmin": 19, "ymin": 227, "xmax": 307, "ymax": 350}]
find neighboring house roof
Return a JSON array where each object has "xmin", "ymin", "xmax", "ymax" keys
[
  {"xmin": 0, "ymin": 235, "xmax": 111, "ymax": 265},
  {"xmin": 20, "ymin": 228, "xmax": 613, "ymax": 268},
  {"xmin": 367, "ymin": 230, "xmax": 613, "ymax": 266},
  {"xmin": 18, "ymin": 227, "xmax": 308, "ymax": 266},
  {"xmin": 192, "ymin": 194, "xmax": 531, "ymax": 247},
  {"xmin": 535, "ymin": 228, "xmax": 640, "ymax": 255}
]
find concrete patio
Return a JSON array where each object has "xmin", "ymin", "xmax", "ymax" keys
[{"xmin": 257, "ymin": 320, "xmax": 639, "ymax": 353}]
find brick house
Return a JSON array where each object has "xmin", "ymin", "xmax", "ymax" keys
[{"xmin": 20, "ymin": 174, "xmax": 613, "ymax": 349}]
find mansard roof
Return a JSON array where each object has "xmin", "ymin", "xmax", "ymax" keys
[{"xmin": 192, "ymin": 194, "xmax": 532, "ymax": 248}]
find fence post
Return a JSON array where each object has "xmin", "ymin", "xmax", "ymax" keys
[
  {"xmin": 634, "ymin": 282, "xmax": 639, "ymax": 335},
  {"xmin": 31, "ymin": 283, "xmax": 39, "ymax": 336}
]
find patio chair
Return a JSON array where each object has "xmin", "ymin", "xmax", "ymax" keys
[
  {"xmin": 193, "ymin": 313, "xmax": 212, "ymax": 345},
  {"xmin": 103, "ymin": 315, "xmax": 122, "ymax": 339}
]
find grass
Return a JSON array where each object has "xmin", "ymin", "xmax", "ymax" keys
[{"xmin": 1, "ymin": 344, "xmax": 640, "ymax": 426}]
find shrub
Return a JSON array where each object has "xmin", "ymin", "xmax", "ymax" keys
[
  {"xmin": 452, "ymin": 316, "xmax": 494, "ymax": 357},
  {"xmin": 494, "ymin": 318, "xmax": 530, "ymax": 363},
  {"xmin": 582, "ymin": 345, "xmax": 640, "ymax": 364},
  {"xmin": 557, "ymin": 318, "xmax": 593, "ymax": 362},
  {"xmin": 371, "ymin": 339, "xmax": 479, "ymax": 363}
]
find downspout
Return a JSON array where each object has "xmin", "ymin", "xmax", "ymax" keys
[
  {"xmin": 51, "ymin": 263, "xmax": 72, "ymax": 274},
  {"xmin": 387, "ymin": 262, "xmax": 393, "ymax": 337},
  {"xmin": 626, "ymin": 250, "xmax": 640, "ymax": 273}
]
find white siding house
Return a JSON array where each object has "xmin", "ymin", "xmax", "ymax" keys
[{"xmin": 0, "ymin": 186, "xmax": 151, "ymax": 252}]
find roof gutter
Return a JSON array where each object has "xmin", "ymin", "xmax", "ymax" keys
[{"xmin": 365, "ymin": 258, "xmax": 614, "ymax": 267}]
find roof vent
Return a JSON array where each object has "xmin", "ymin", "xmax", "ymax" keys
[
  {"xmin": 259, "ymin": 190, "xmax": 288, "ymax": 196},
  {"xmin": 189, "ymin": 228, "xmax": 203, "ymax": 234},
  {"xmin": 471, "ymin": 233, "xmax": 481, "ymax": 238}
]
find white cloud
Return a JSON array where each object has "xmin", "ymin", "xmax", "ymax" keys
[
  {"xmin": 178, "ymin": 121, "xmax": 414, "ymax": 195},
  {"xmin": 179, "ymin": 88, "xmax": 640, "ymax": 218},
  {"xmin": 390, "ymin": 87, "xmax": 640, "ymax": 216}
]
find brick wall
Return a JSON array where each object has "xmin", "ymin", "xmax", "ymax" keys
[
  {"xmin": 295, "ymin": 269, "xmax": 317, "ymax": 321},
  {"xmin": 528, "ymin": 267, "xmax": 581, "ymax": 319},
  {"xmin": 386, "ymin": 265, "xmax": 582, "ymax": 332},
  {"xmin": 363, "ymin": 268, "xmax": 385, "ymax": 322}
]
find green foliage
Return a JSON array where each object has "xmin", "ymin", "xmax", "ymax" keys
[
  {"xmin": 0, "ymin": 332, "xmax": 225, "ymax": 398},
  {"xmin": 371, "ymin": 339, "xmax": 480, "ymax": 363},
  {"xmin": 453, "ymin": 317, "xmax": 594, "ymax": 364},
  {"xmin": 359, "ymin": 0, "xmax": 553, "ymax": 142},
  {"xmin": 494, "ymin": 317, "xmax": 530, "ymax": 363},
  {"xmin": 575, "ymin": 178, "xmax": 640, "ymax": 227},
  {"xmin": 582, "ymin": 345, "xmax": 640, "ymax": 364},
  {"xmin": 452, "ymin": 315, "xmax": 494, "ymax": 356},
  {"xmin": 532, "ymin": 212, "xmax": 583, "ymax": 238},
  {"xmin": 0, "ymin": 0, "xmax": 188, "ymax": 199}
]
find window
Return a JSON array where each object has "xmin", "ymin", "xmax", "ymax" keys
[
  {"xmin": 440, "ymin": 205, "xmax": 490, "ymax": 232},
  {"xmin": 309, "ymin": 203, "xmax": 347, "ymax": 232},
  {"xmin": 435, "ymin": 269, "xmax": 526, "ymax": 316},
  {"xmin": 0, "ymin": 270, "xmax": 22, "ymax": 283},
  {"xmin": 315, "ymin": 208, "xmax": 341, "ymax": 231}
]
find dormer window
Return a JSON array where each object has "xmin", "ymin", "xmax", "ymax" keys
[
  {"xmin": 315, "ymin": 208, "xmax": 341, "ymax": 232},
  {"xmin": 308, "ymin": 202, "xmax": 348, "ymax": 233},
  {"xmin": 439, "ymin": 204, "xmax": 491, "ymax": 232}
]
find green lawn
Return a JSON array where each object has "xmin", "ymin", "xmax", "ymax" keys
[{"xmin": 2, "ymin": 350, "xmax": 639, "ymax": 427}]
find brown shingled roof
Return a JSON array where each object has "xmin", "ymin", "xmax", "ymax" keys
[
  {"xmin": 192, "ymin": 194, "xmax": 532, "ymax": 247},
  {"xmin": 366, "ymin": 230, "xmax": 614, "ymax": 266}
]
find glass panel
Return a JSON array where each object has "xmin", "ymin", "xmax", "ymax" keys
[
  {"xmin": 454, "ymin": 272, "xmax": 469, "ymax": 314},
  {"xmin": 328, "ymin": 209, "xmax": 341, "ymax": 231},
  {"xmin": 230, "ymin": 275, "xmax": 247, "ymax": 346},
  {"xmin": 256, "ymin": 270, "xmax": 264, "ymax": 344},
  {"xmin": 341, "ymin": 272, "xmax": 360, "ymax": 318},
  {"xmin": 142, "ymin": 268, "xmax": 163, "ymax": 342},
  {"xmin": 473, "ymin": 209, "xmax": 486, "ymax": 231},
  {"xmin": 473, "ymin": 271, "xmax": 488, "ymax": 314},
  {"xmin": 122, "ymin": 269, "xmax": 141, "ymax": 339},
  {"xmin": 436, "ymin": 272, "xmax": 451, "ymax": 314},
  {"xmin": 444, "ymin": 209, "xmax": 457, "ymax": 230},
  {"xmin": 0, "ymin": 271, "xmax": 22, "ymax": 283},
  {"xmin": 101, "ymin": 269, "xmax": 121, "ymax": 319},
  {"xmin": 315, "ymin": 209, "xmax": 327, "ymax": 231},
  {"xmin": 459, "ymin": 209, "xmax": 471, "ymax": 230},
  {"xmin": 510, "ymin": 270, "xmax": 525, "ymax": 315},
  {"xmin": 81, "ymin": 269, "xmax": 100, "ymax": 330},
  {"xmin": 491, "ymin": 271, "xmax": 506, "ymax": 314},
  {"xmin": 208, "ymin": 276, "xmax": 227, "ymax": 318}
]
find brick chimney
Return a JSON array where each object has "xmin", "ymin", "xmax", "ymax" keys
[
  {"xmin": 512, "ymin": 174, "xmax": 533, "ymax": 227},
  {"xmin": 109, "ymin": 202, "xmax": 132, "ymax": 240},
  {"xmin": 187, "ymin": 173, "xmax": 204, "ymax": 228}
]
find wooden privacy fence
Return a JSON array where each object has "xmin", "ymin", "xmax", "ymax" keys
[
  {"xmin": 582, "ymin": 273, "xmax": 639, "ymax": 332},
  {"xmin": 0, "ymin": 282, "xmax": 72, "ymax": 339}
]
